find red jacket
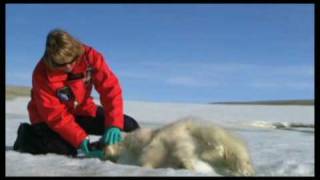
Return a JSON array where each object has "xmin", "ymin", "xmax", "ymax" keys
[{"xmin": 28, "ymin": 45, "xmax": 124, "ymax": 148}]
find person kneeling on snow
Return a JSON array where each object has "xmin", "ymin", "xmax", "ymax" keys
[{"xmin": 13, "ymin": 29, "xmax": 140, "ymax": 159}]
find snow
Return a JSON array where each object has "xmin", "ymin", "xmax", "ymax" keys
[{"xmin": 6, "ymin": 97, "xmax": 314, "ymax": 176}]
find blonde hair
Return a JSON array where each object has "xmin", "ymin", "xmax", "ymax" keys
[{"xmin": 42, "ymin": 29, "xmax": 84, "ymax": 69}]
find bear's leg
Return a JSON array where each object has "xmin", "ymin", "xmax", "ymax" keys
[
  {"xmin": 139, "ymin": 139, "xmax": 167, "ymax": 168},
  {"xmin": 171, "ymin": 138, "xmax": 205, "ymax": 171},
  {"xmin": 200, "ymin": 144, "xmax": 225, "ymax": 162}
]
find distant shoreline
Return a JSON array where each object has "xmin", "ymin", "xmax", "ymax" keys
[
  {"xmin": 6, "ymin": 85, "xmax": 31, "ymax": 100},
  {"xmin": 211, "ymin": 100, "xmax": 314, "ymax": 106},
  {"xmin": 6, "ymin": 85, "xmax": 314, "ymax": 106}
]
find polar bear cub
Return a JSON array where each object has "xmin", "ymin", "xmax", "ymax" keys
[{"xmin": 103, "ymin": 116, "xmax": 255, "ymax": 176}]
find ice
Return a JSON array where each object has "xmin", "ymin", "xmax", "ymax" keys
[{"xmin": 6, "ymin": 97, "xmax": 314, "ymax": 176}]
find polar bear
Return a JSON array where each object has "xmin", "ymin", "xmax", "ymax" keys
[{"xmin": 103, "ymin": 116, "xmax": 255, "ymax": 176}]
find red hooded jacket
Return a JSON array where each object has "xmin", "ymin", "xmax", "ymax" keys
[{"xmin": 27, "ymin": 45, "xmax": 124, "ymax": 148}]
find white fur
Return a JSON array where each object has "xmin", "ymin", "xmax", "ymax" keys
[
  {"xmin": 104, "ymin": 116, "xmax": 255, "ymax": 176},
  {"xmin": 191, "ymin": 159, "xmax": 215, "ymax": 174}
]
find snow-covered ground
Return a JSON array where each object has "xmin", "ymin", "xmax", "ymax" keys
[{"xmin": 6, "ymin": 97, "xmax": 314, "ymax": 176}]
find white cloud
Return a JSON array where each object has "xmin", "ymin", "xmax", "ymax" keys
[
  {"xmin": 6, "ymin": 72, "xmax": 32, "ymax": 81},
  {"xmin": 118, "ymin": 71, "xmax": 152, "ymax": 80},
  {"xmin": 5, "ymin": 68, "xmax": 33, "ymax": 85},
  {"xmin": 250, "ymin": 81, "xmax": 313, "ymax": 90},
  {"xmin": 166, "ymin": 76, "xmax": 220, "ymax": 87},
  {"xmin": 116, "ymin": 60, "xmax": 314, "ymax": 90}
]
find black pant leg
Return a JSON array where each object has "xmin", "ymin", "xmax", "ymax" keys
[
  {"xmin": 76, "ymin": 106, "xmax": 140, "ymax": 134},
  {"xmin": 13, "ymin": 107, "xmax": 140, "ymax": 155},
  {"xmin": 34, "ymin": 123, "xmax": 77, "ymax": 155},
  {"xmin": 75, "ymin": 107, "xmax": 105, "ymax": 135},
  {"xmin": 32, "ymin": 123, "xmax": 77, "ymax": 156},
  {"xmin": 13, "ymin": 123, "xmax": 46, "ymax": 154},
  {"xmin": 13, "ymin": 123, "xmax": 77, "ymax": 156},
  {"xmin": 123, "ymin": 114, "xmax": 140, "ymax": 132}
]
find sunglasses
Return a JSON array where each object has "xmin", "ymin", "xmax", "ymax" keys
[{"xmin": 51, "ymin": 57, "xmax": 78, "ymax": 68}]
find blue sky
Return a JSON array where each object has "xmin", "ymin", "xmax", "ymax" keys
[{"xmin": 6, "ymin": 4, "xmax": 314, "ymax": 103}]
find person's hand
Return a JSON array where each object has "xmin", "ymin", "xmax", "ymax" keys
[
  {"xmin": 80, "ymin": 138, "xmax": 105, "ymax": 159},
  {"xmin": 101, "ymin": 127, "xmax": 123, "ymax": 145}
]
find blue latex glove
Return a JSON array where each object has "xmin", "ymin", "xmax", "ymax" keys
[
  {"xmin": 101, "ymin": 127, "xmax": 123, "ymax": 145},
  {"xmin": 80, "ymin": 138, "xmax": 105, "ymax": 159}
]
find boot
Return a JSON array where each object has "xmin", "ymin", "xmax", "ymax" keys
[{"xmin": 13, "ymin": 123, "xmax": 40, "ymax": 154}]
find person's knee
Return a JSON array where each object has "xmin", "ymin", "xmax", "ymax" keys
[{"xmin": 124, "ymin": 114, "xmax": 140, "ymax": 132}]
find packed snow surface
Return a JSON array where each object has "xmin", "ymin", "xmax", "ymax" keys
[{"xmin": 6, "ymin": 97, "xmax": 314, "ymax": 176}]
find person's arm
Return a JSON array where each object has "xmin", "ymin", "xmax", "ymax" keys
[
  {"xmin": 86, "ymin": 47, "xmax": 124, "ymax": 145},
  {"xmin": 32, "ymin": 75, "xmax": 88, "ymax": 148},
  {"xmin": 88, "ymin": 48, "xmax": 124, "ymax": 130}
]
